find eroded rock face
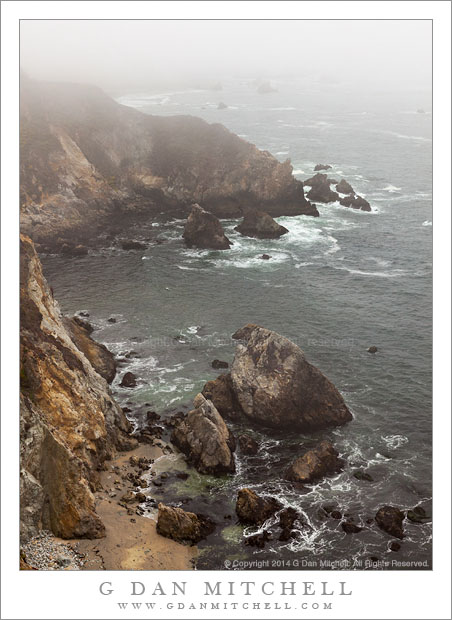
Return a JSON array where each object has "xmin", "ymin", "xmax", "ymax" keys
[
  {"xmin": 339, "ymin": 194, "xmax": 371, "ymax": 211},
  {"xmin": 336, "ymin": 179, "xmax": 355, "ymax": 195},
  {"xmin": 201, "ymin": 372, "xmax": 242, "ymax": 421},
  {"xmin": 236, "ymin": 488, "xmax": 281, "ymax": 525},
  {"xmin": 235, "ymin": 210, "xmax": 289, "ymax": 239},
  {"xmin": 314, "ymin": 164, "xmax": 332, "ymax": 171},
  {"xmin": 231, "ymin": 324, "xmax": 353, "ymax": 430},
  {"xmin": 20, "ymin": 234, "xmax": 136, "ymax": 542},
  {"xmin": 375, "ymin": 506, "xmax": 405, "ymax": 539},
  {"xmin": 285, "ymin": 441, "xmax": 344, "ymax": 484},
  {"xmin": 156, "ymin": 503, "xmax": 215, "ymax": 544},
  {"xmin": 63, "ymin": 317, "xmax": 116, "ymax": 383},
  {"xmin": 183, "ymin": 204, "xmax": 231, "ymax": 250},
  {"xmin": 171, "ymin": 394, "xmax": 236, "ymax": 475},
  {"xmin": 304, "ymin": 173, "xmax": 339, "ymax": 203}
]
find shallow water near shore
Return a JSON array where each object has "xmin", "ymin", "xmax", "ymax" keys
[{"xmin": 41, "ymin": 78, "xmax": 432, "ymax": 569}]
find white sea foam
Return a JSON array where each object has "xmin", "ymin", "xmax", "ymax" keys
[
  {"xmin": 383, "ymin": 184, "xmax": 402, "ymax": 192},
  {"xmin": 292, "ymin": 169, "xmax": 305, "ymax": 175},
  {"xmin": 422, "ymin": 220, "xmax": 432, "ymax": 227},
  {"xmin": 382, "ymin": 435, "xmax": 409, "ymax": 450}
]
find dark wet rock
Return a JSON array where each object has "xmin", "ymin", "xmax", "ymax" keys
[
  {"xmin": 339, "ymin": 194, "xmax": 371, "ymax": 211},
  {"xmin": 278, "ymin": 529, "xmax": 293, "ymax": 542},
  {"xmin": 107, "ymin": 317, "xmax": 117, "ymax": 323},
  {"xmin": 336, "ymin": 179, "xmax": 355, "ymax": 195},
  {"xmin": 260, "ymin": 254, "xmax": 272, "ymax": 260},
  {"xmin": 406, "ymin": 506, "xmax": 430, "ymax": 524},
  {"xmin": 366, "ymin": 518, "xmax": 374, "ymax": 524},
  {"xmin": 236, "ymin": 488, "xmax": 282, "ymax": 525},
  {"xmin": 201, "ymin": 372, "xmax": 242, "ymax": 421},
  {"xmin": 331, "ymin": 510, "xmax": 343, "ymax": 520},
  {"xmin": 245, "ymin": 530, "xmax": 272, "ymax": 548},
  {"xmin": 156, "ymin": 503, "xmax": 215, "ymax": 544},
  {"xmin": 285, "ymin": 441, "xmax": 344, "ymax": 484},
  {"xmin": 121, "ymin": 240, "xmax": 147, "ymax": 250},
  {"xmin": 353, "ymin": 470, "xmax": 374, "ymax": 482},
  {"xmin": 322, "ymin": 504, "xmax": 335, "ymax": 514},
  {"xmin": 367, "ymin": 346, "xmax": 378, "ymax": 353},
  {"xmin": 341, "ymin": 521, "xmax": 363, "ymax": 534},
  {"xmin": 120, "ymin": 372, "xmax": 137, "ymax": 388},
  {"xmin": 231, "ymin": 324, "xmax": 352, "ymax": 430},
  {"xmin": 390, "ymin": 541, "xmax": 401, "ymax": 552},
  {"xmin": 304, "ymin": 173, "xmax": 339, "ymax": 203},
  {"xmin": 278, "ymin": 507, "xmax": 299, "ymax": 530},
  {"xmin": 61, "ymin": 243, "xmax": 88, "ymax": 257},
  {"xmin": 238, "ymin": 434, "xmax": 259, "ymax": 455},
  {"xmin": 217, "ymin": 102, "xmax": 227, "ymax": 110},
  {"xmin": 314, "ymin": 164, "xmax": 332, "ymax": 171},
  {"xmin": 375, "ymin": 506, "xmax": 405, "ymax": 539},
  {"xmin": 235, "ymin": 210, "xmax": 288, "ymax": 239},
  {"xmin": 64, "ymin": 317, "xmax": 116, "ymax": 383},
  {"xmin": 171, "ymin": 393, "xmax": 235, "ymax": 475},
  {"xmin": 78, "ymin": 311, "xmax": 90, "ymax": 318},
  {"xmin": 212, "ymin": 359, "xmax": 229, "ymax": 369},
  {"xmin": 183, "ymin": 204, "xmax": 231, "ymax": 250}
]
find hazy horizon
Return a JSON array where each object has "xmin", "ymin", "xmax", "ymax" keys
[{"xmin": 20, "ymin": 19, "xmax": 432, "ymax": 94}]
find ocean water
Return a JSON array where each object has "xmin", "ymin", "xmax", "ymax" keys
[{"xmin": 41, "ymin": 78, "xmax": 432, "ymax": 570}]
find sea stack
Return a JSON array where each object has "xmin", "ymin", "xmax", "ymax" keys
[{"xmin": 182, "ymin": 204, "xmax": 231, "ymax": 250}]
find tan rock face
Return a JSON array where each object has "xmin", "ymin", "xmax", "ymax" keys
[
  {"xmin": 235, "ymin": 488, "xmax": 281, "ymax": 525},
  {"xmin": 285, "ymin": 441, "xmax": 344, "ymax": 484},
  {"xmin": 156, "ymin": 503, "xmax": 215, "ymax": 544},
  {"xmin": 20, "ymin": 234, "xmax": 136, "ymax": 541},
  {"xmin": 231, "ymin": 324, "xmax": 353, "ymax": 431},
  {"xmin": 171, "ymin": 394, "xmax": 235, "ymax": 475},
  {"xmin": 201, "ymin": 372, "xmax": 242, "ymax": 421}
]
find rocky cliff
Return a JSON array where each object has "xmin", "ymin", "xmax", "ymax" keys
[
  {"xmin": 20, "ymin": 78, "xmax": 317, "ymax": 250},
  {"xmin": 20, "ymin": 234, "xmax": 136, "ymax": 542}
]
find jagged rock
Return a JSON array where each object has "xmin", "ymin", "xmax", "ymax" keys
[
  {"xmin": 72, "ymin": 315, "xmax": 94, "ymax": 333},
  {"xmin": 171, "ymin": 394, "xmax": 235, "ymax": 475},
  {"xmin": 339, "ymin": 194, "xmax": 371, "ymax": 211},
  {"xmin": 285, "ymin": 441, "xmax": 344, "ymax": 484},
  {"xmin": 238, "ymin": 434, "xmax": 259, "ymax": 455},
  {"xmin": 367, "ymin": 346, "xmax": 378, "ymax": 353},
  {"xmin": 278, "ymin": 507, "xmax": 300, "ymax": 530},
  {"xmin": 375, "ymin": 506, "xmax": 405, "ymax": 539},
  {"xmin": 211, "ymin": 359, "xmax": 229, "ymax": 369},
  {"xmin": 235, "ymin": 210, "xmax": 288, "ymax": 239},
  {"xmin": 230, "ymin": 324, "xmax": 352, "ymax": 430},
  {"xmin": 236, "ymin": 488, "xmax": 281, "ymax": 525},
  {"xmin": 64, "ymin": 317, "xmax": 117, "ymax": 383},
  {"xmin": 183, "ymin": 204, "xmax": 231, "ymax": 250},
  {"xmin": 156, "ymin": 503, "xmax": 215, "ymax": 544},
  {"xmin": 336, "ymin": 179, "xmax": 355, "ymax": 195},
  {"xmin": 20, "ymin": 235, "xmax": 135, "ymax": 542},
  {"xmin": 314, "ymin": 164, "xmax": 332, "ymax": 171},
  {"xmin": 201, "ymin": 372, "xmax": 242, "ymax": 421},
  {"xmin": 304, "ymin": 173, "xmax": 339, "ymax": 203},
  {"xmin": 341, "ymin": 521, "xmax": 363, "ymax": 534},
  {"xmin": 120, "ymin": 372, "xmax": 137, "ymax": 388},
  {"xmin": 260, "ymin": 254, "xmax": 272, "ymax": 260}
]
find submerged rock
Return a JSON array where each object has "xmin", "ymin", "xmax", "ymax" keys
[
  {"xmin": 406, "ymin": 506, "xmax": 430, "ymax": 524},
  {"xmin": 314, "ymin": 164, "xmax": 332, "ymax": 171},
  {"xmin": 171, "ymin": 393, "xmax": 235, "ymax": 475},
  {"xmin": 211, "ymin": 359, "xmax": 229, "ymax": 369},
  {"xmin": 230, "ymin": 324, "xmax": 352, "ymax": 430},
  {"xmin": 121, "ymin": 240, "xmax": 147, "ymax": 251},
  {"xmin": 156, "ymin": 503, "xmax": 215, "ymax": 544},
  {"xmin": 353, "ymin": 470, "xmax": 374, "ymax": 482},
  {"xmin": 201, "ymin": 372, "xmax": 242, "ymax": 421},
  {"xmin": 183, "ymin": 204, "xmax": 231, "ymax": 250},
  {"xmin": 341, "ymin": 521, "xmax": 363, "ymax": 534},
  {"xmin": 339, "ymin": 194, "xmax": 371, "ymax": 211},
  {"xmin": 120, "ymin": 372, "xmax": 137, "ymax": 388},
  {"xmin": 285, "ymin": 441, "xmax": 344, "ymax": 484},
  {"xmin": 236, "ymin": 488, "xmax": 281, "ymax": 525},
  {"xmin": 235, "ymin": 210, "xmax": 288, "ymax": 239},
  {"xmin": 336, "ymin": 179, "xmax": 355, "ymax": 195},
  {"xmin": 375, "ymin": 506, "xmax": 405, "ymax": 539}
]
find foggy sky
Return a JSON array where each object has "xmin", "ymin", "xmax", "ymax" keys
[{"xmin": 20, "ymin": 20, "xmax": 432, "ymax": 93}]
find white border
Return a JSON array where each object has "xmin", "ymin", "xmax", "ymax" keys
[{"xmin": 1, "ymin": 2, "xmax": 450, "ymax": 619}]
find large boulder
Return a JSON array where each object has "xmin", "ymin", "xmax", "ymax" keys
[
  {"xmin": 231, "ymin": 324, "xmax": 352, "ymax": 430},
  {"xmin": 156, "ymin": 503, "xmax": 214, "ymax": 544},
  {"xmin": 304, "ymin": 173, "xmax": 339, "ymax": 203},
  {"xmin": 171, "ymin": 394, "xmax": 235, "ymax": 475},
  {"xmin": 236, "ymin": 488, "xmax": 281, "ymax": 525},
  {"xmin": 336, "ymin": 179, "xmax": 355, "ymax": 195},
  {"xmin": 201, "ymin": 373, "xmax": 242, "ymax": 421},
  {"xmin": 375, "ymin": 506, "xmax": 405, "ymax": 539},
  {"xmin": 234, "ymin": 210, "xmax": 288, "ymax": 239},
  {"xmin": 314, "ymin": 164, "xmax": 332, "ymax": 171},
  {"xmin": 339, "ymin": 194, "xmax": 371, "ymax": 212},
  {"xmin": 182, "ymin": 204, "xmax": 231, "ymax": 250},
  {"xmin": 285, "ymin": 441, "xmax": 344, "ymax": 483}
]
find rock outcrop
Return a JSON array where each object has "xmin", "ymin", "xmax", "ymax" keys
[
  {"xmin": 63, "ymin": 317, "xmax": 116, "ymax": 383},
  {"xmin": 20, "ymin": 235, "xmax": 136, "ymax": 542},
  {"xmin": 285, "ymin": 441, "xmax": 344, "ymax": 484},
  {"xmin": 336, "ymin": 179, "xmax": 355, "ymax": 195},
  {"xmin": 230, "ymin": 324, "xmax": 353, "ymax": 430},
  {"xmin": 171, "ymin": 394, "xmax": 236, "ymax": 475},
  {"xmin": 156, "ymin": 503, "xmax": 215, "ymax": 544},
  {"xmin": 183, "ymin": 204, "xmax": 231, "ymax": 250},
  {"xmin": 20, "ymin": 78, "xmax": 318, "ymax": 249},
  {"xmin": 236, "ymin": 488, "xmax": 281, "ymax": 525},
  {"xmin": 304, "ymin": 173, "xmax": 339, "ymax": 203},
  {"xmin": 339, "ymin": 194, "xmax": 371, "ymax": 211},
  {"xmin": 234, "ymin": 210, "xmax": 288, "ymax": 239},
  {"xmin": 375, "ymin": 506, "xmax": 405, "ymax": 539},
  {"xmin": 314, "ymin": 164, "xmax": 332, "ymax": 171},
  {"xmin": 201, "ymin": 372, "xmax": 242, "ymax": 421}
]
